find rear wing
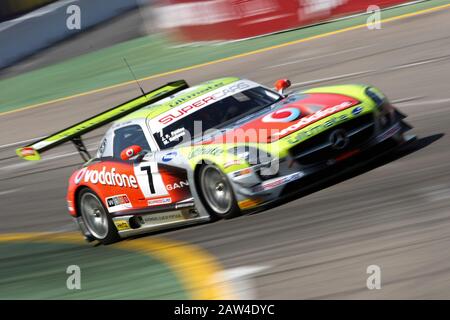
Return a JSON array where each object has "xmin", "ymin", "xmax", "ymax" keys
[{"xmin": 16, "ymin": 80, "xmax": 189, "ymax": 162}]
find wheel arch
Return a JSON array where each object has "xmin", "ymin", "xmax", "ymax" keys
[
  {"xmin": 185, "ymin": 160, "xmax": 217, "ymax": 220},
  {"xmin": 72, "ymin": 185, "xmax": 107, "ymax": 217}
]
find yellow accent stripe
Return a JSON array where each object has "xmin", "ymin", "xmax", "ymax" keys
[
  {"xmin": 115, "ymin": 238, "xmax": 235, "ymax": 299},
  {"xmin": 0, "ymin": 232, "xmax": 235, "ymax": 299},
  {"xmin": 1, "ymin": 3, "xmax": 449, "ymax": 118}
]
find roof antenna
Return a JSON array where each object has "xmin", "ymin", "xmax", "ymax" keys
[{"xmin": 123, "ymin": 57, "xmax": 147, "ymax": 99}]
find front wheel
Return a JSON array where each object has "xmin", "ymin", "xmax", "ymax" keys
[
  {"xmin": 78, "ymin": 189, "xmax": 120, "ymax": 245},
  {"xmin": 198, "ymin": 164, "xmax": 241, "ymax": 220}
]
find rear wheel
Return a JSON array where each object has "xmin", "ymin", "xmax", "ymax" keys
[
  {"xmin": 78, "ymin": 189, "xmax": 120, "ymax": 245},
  {"xmin": 198, "ymin": 164, "xmax": 241, "ymax": 220}
]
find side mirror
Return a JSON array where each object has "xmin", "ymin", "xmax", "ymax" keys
[
  {"xmin": 274, "ymin": 79, "xmax": 291, "ymax": 96},
  {"xmin": 120, "ymin": 145, "xmax": 142, "ymax": 161}
]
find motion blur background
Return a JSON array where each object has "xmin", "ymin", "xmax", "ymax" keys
[
  {"xmin": 2, "ymin": 0, "xmax": 450, "ymax": 299},
  {"xmin": 0, "ymin": 0, "xmax": 416, "ymax": 73}
]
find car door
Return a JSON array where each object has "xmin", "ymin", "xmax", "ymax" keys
[{"xmin": 112, "ymin": 123, "xmax": 191, "ymax": 212}]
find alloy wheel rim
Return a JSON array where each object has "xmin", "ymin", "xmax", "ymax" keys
[
  {"xmin": 80, "ymin": 193, "xmax": 109, "ymax": 239},
  {"xmin": 201, "ymin": 166, "xmax": 233, "ymax": 215}
]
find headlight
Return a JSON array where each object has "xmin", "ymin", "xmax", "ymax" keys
[
  {"xmin": 228, "ymin": 146, "xmax": 279, "ymax": 180},
  {"xmin": 227, "ymin": 146, "xmax": 272, "ymax": 166},
  {"xmin": 365, "ymin": 87, "xmax": 385, "ymax": 108}
]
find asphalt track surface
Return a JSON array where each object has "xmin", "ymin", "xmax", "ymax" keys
[{"xmin": 2, "ymin": 5, "xmax": 450, "ymax": 299}]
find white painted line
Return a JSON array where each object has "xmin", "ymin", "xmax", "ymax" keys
[
  {"xmin": 0, "ymin": 134, "xmax": 102, "ymax": 150},
  {"xmin": 396, "ymin": 98, "xmax": 450, "ymax": 107},
  {"xmin": 220, "ymin": 265, "xmax": 271, "ymax": 279},
  {"xmin": 0, "ymin": 148, "xmax": 97, "ymax": 171},
  {"xmin": 35, "ymin": 147, "xmax": 97, "ymax": 162},
  {"xmin": 0, "ymin": 188, "xmax": 22, "ymax": 196},
  {"xmin": 290, "ymin": 57, "xmax": 447, "ymax": 88},
  {"xmin": 422, "ymin": 185, "xmax": 450, "ymax": 202},
  {"xmin": 214, "ymin": 265, "xmax": 271, "ymax": 300},
  {"xmin": 49, "ymin": 223, "xmax": 78, "ymax": 233},
  {"xmin": 387, "ymin": 56, "xmax": 449, "ymax": 71},
  {"xmin": 391, "ymin": 96, "xmax": 425, "ymax": 104},
  {"xmin": 291, "ymin": 70, "xmax": 374, "ymax": 87},
  {"xmin": 0, "ymin": 162, "xmax": 32, "ymax": 171},
  {"xmin": 284, "ymin": 53, "xmax": 449, "ymax": 88},
  {"xmin": 266, "ymin": 45, "xmax": 374, "ymax": 69},
  {"xmin": 0, "ymin": 136, "xmax": 45, "ymax": 149}
]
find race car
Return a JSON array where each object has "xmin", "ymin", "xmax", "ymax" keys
[{"xmin": 17, "ymin": 77, "xmax": 413, "ymax": 244}]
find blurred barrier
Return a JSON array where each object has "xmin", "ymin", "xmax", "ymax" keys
[
  {"xmin": 0, "ymin": 0, "xmax": 57, "ymax": 22},
  {"xmin": 155, "ymin": 0, "xmax": 419, "ymax": 41},
  {"xmin": 0, "ymin": 0, "xmax": 140, "ymax": 69}
]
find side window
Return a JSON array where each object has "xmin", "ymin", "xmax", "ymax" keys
[{"xmin": 113, "ymin": 125, "xmax": 151, "ymax": 159}]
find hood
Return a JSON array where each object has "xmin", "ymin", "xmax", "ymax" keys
[{"xmin": 203, "ymin": 92, "xmax": 360, "ymax": 145}]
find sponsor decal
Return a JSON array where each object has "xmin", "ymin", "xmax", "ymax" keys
[
  {"xmin": 287, "ymin": 114, "xmax": 349, "ymax": 145},
  {"xmin": 106, "ymin": 194, "xmax": 131, "ymax": 208},
  {"xmin": 162, "ymin": 151, "xmax": 178, "ymax": 162},
  {"xmin": 166, "ymin": 180, "xmax": 189, "ymax": 191},
  {"xmin": 74, "ymin": 167, "xmax": 138, "ymax": 189},
  {"xmin": 166, "ymin": 81, "xmax": 229, "ymax": 109},
  {"xmin": 352, "ymin": 106, "xmax": 364, "ymax": 116},
  {"xmin": 147, "ymin": 197, "xmax": 172, "ymax": 206},
  {"xmin": 142, "ymin": 211, "xmax": 185, "ymax": 224},
  {"xmin": 162, "ymin": 128, "xmax": 186, "ymax": 146},
  {"xmin": 114, "ymin": 220, "xmax": 131, "ymax": 231},
  {"xmin": 253, "ymin": 172, "xmax": 304, "ymax": 192},
  {"xmin": 105, "ymin": 194, "xmax": 132, "ymax": 213},
  {"xmin": 262, "ymin": 107, "xmax": 301, "ymax": 123},
  {"xmin": 152, "ymin": 80, "xmax": 257, "ymax": 128},
  {"xmin": 271, "ymin": 101, "xmax": 355, "ymax": 139},
  {"xmin": 188, "ymin": 147, "xmax": 223, "ymax": 159},
  {"xmin": 223, "ymin": 159, "xmax": 244, "ymax": 169}
]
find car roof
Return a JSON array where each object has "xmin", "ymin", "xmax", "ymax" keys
[{"xmin": 116, "ymin": 77, "xmax": 242, "ymax": 124}]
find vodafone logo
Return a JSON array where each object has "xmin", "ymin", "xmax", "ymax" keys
[
  {"xmin": 126, "ymin": 149, "xmax": 134, "ymax": 157},
  {"xmin": 74, "ymin": 168, "xmax": 88, "ymax": 184},
  {"xmin": 74, "ymin": 167, "xmax": 138, "ymax": 188},
  {"xmin": 262, "ymin": 108, "xmax": 301, "ymax": 123},
  {"xmin": 271, "ymin": 101, "xmax": 355, "ymax": 139}
]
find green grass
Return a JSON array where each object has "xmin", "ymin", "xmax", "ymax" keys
[
  {"xmin": 0, "ymin": 242, "xmax": 188, "ymax": 299},
  {"xmin": 0, "ymin": 0, "xmax": 446, "ymax": 114}
]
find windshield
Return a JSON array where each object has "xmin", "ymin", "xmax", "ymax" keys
[{"xmin": 153, "ymin": 86, "xmax": 281, "ymax": 149}]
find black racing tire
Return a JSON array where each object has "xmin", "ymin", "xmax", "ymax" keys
[
  {"xmin": 197, "ymin": 164, "xmax": 241, "ymax": 220},
  {"xmin": 77, "ymin": 189, "xmax": 120, "ymax": 245}
]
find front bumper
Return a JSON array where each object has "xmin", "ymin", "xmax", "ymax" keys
[{"xmin": 229, "ymin": 111, "xmax": 412, "ymax": 210}]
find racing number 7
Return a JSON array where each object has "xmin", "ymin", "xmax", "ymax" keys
[{"xmin": 140, "ymin": 166, "xmax": 156, "ymax": 194}]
